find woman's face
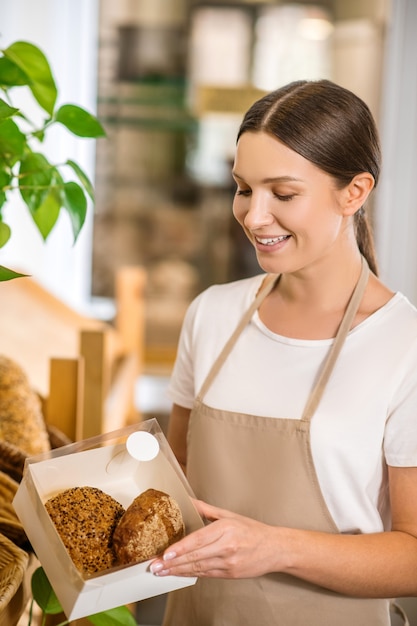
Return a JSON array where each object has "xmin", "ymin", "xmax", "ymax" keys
[{"xmin": 232, "ymin": 131, "xmax": 351, "ymax": 275}]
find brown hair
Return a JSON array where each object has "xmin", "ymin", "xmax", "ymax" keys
[{"xmin": 237, "ymin": 79, "xmax": 381, "ymax": 275}]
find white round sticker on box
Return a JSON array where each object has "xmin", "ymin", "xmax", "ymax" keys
[{"xmin": 126, "ymin": 431, "xmax": 160, "ymax": 461}]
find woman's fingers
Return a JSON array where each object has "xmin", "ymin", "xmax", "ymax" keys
[
  {"xmin": 150, "ymin": 507, "xmax": 277, "ymax": 579},
  {"xmin": 150, "ymin": 513, "xmax": 226, "ymax": 576}
]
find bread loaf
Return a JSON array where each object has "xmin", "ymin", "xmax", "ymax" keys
[
  {"xmin": 113, "ymin": 488, "xmax": 185, "ymax": 565},
  {"xmin": 0, "ymin": 355, "xmax": 50, "ymax": 456},
  {"xmin": 45, "ymin": 486, "xmax": 125, "ymax": 575},
  {"xmin": 45, "ymin": 486, "xmax": 185, "ymax": 573}
]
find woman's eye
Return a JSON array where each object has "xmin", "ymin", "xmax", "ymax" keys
[
  {"xmin": 275, "ymin": 193, "xmax": 295, "ymax": 201},
  {"xmin": 236, "ymin": 188, "xmax": 251, "ymax": 196}
]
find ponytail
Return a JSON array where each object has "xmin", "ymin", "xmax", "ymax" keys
[{"xmin": 354, "ymin": 209, "xmax": 378, "ymax": 276}]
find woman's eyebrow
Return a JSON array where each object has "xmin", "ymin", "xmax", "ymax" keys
[{"xmin": 232, "ymin": 172, "xmax": 303, "ymax": 184}]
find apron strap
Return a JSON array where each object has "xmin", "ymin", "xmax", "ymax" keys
[
  {"xmin": 196, "ymin": 273, "xmax": 278, "ymax": 401},
  {"xmin": 301, "ymin": 257, "xmax": 369, "ymax": 422}
]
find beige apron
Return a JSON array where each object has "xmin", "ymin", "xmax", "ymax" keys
[{"xmin": 163, "ymin": 259, "xmax": 405, "ymax": 626}]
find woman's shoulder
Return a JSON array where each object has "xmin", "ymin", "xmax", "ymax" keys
[
  {"xmin": 361, "ymin": 291, "xmax": 417, "ymax": 349},
  {"xmin": 388, "ymin": 292, "xmax": 417, "ymax": 327},
  {"xmin": 364, "ymin": 273, "xmax": 417, "ymax": 329}
]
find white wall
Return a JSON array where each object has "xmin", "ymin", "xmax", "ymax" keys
[
  {"xmin": 375, "ymin": 5, "xmax": 417, "ymax": 625},
  {"xmin": 375, "ymin": 0, "xmax": 417, "ymax": 305},
  {"xmin": 0, "ymin": 0, "xmax": 99, "ymax": 312}
]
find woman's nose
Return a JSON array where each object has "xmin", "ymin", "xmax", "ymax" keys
[{"xmin": 243, "ymin": 195, "xmax": 273, "ymax": 229}]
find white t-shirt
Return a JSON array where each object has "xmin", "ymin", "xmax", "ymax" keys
[{"xmin": 168, "ymin": 274, "xmax": 417, "ymax": 534}]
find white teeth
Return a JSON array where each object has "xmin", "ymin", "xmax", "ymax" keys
[{"xmin": 256, "ymin": 235, "xmax": 289, "ymax": 245}]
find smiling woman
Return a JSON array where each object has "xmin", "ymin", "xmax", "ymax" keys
[{"xmin": 150, "ymin": 79, "xmax": 417, "ymax": 626}]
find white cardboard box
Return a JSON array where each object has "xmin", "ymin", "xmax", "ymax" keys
[{"xmin": 13, "ymin": 419, "xmax": 203, "ymax": 620}]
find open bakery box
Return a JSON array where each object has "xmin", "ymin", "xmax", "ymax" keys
[{"xmin": 12, "ymin": 418, "xmax": 204, "ymax": 621}]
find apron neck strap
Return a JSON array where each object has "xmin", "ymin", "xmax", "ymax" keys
[{"xmin": 301, "ymin": 256, "xmax": 370, "ymax": 421}]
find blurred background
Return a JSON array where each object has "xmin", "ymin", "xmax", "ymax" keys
[
  {"xmin": 1, "ymin": 0, "xmax": 416, "ymax": 372},
  {"xmin": 1, "ymin": 1, "xmax": 417, "ymax": 623}
]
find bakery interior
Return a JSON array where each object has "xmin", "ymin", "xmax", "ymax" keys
[{"xmin": 0, "ymin": 0, "xmax": 416, "ymax": 624}]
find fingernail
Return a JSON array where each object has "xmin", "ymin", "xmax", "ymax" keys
[
  {"xmin": 154, "ymin": 569, "xmax": 170, "ymax": 577},
  {"xmin": 150, "ymin": 562, "xmax": 163, "ymax": 574},
  {"xmin": 163, "ymin": 551, "xmax": 176, "ymax": 561}
]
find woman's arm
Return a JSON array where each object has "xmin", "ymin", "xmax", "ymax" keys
[
  {"xmin": 166, "ymin": 403, "xmax": 191, "ymax": 474},
  {"xmin": 277, "ymin": 465, "xmax": 417, "ymax": 597},
  {"xmin": 151, "ymin": 465, "xmax": 417, "ymax": 598}
]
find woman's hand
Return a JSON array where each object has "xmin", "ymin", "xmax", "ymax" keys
[
  {"xmin": 150, "ymin": 499, "xmax": 281, "ymax": 579},
  {"xmin": 149, "ymin": 467, "xmax": 417, "ymax": 598}
]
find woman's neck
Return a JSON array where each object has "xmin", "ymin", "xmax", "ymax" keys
[{"xmin": 258, "ymin": 253, "xmax": 372, "ymax": 340}]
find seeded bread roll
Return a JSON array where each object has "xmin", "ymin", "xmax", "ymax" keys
[
  {"xmin": 113, "ymin": 488, "xmax": 185, "ymax": 565},
  {"xmin": 45, "ymin": 486, "xmax": 125, "ymax": 575}
]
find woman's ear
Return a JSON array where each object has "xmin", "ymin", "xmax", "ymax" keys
[{"xmin": 341, "ymin": 172, "xmax": 375, "ymax": 216}]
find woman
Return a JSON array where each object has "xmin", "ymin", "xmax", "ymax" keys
[{"xmin": 150, "ymin": 80, "xmax": 417, "ymax": 625}]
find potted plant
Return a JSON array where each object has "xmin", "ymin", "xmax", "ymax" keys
[{"xmin": 0, "ymin": 39, "xmax": 104, "ymax": 281}]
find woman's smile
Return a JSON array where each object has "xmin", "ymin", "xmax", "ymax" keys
[
  {"xmin": 255, "ymin": 234, "xmax": 291, "ymax": 245},
  {"xmin": 254, "ymin": 234, "xmax": 292, "ymax": 250}
]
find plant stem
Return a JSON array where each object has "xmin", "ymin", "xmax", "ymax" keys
[
  {"xmin": 1, "ymin": 184, "xmax": 64, "ymax": 192},
  {"xmin": 27, "ymin": 599, "xmax": 34, "ymax": 625}
]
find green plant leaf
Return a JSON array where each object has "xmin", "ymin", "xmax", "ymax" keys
[
  {"xmin": 56, "ymin": 104, "xmax": 106, "ymax": 138},
  {"xmin": 31, "ymin": 567, "xmax": 63, "ymax": 615},
  {"xmin": 0, "ymin": 56, "xmax": 29, "ymax": 86},
  {"xmin": 19, "ymin": 152, "xmax": 53, "ymax": 211},
  {"xmin": 32, "ymin": 188, "xmax": 61, "ymax": 240},
  {"xmin": 0, "ymin": 221, "xmax": 11, "ymax": 247},
  {"xmin": 0, "ymin": 98, "xmax": 19, "ymax": 121},
  {"xmin": 87, "ymin": 605, "xmax": 139, "ymax": 626},
  {"xmin": 0, "ymin": 265, "xmax": 28, "ymax": 281},
  {"xmin": 3, "ymin": 41, "xmax": 57, "ymax": 115},
  {"xmin": 0, "ymin": 39, "xmax": 103, "ymax": 281},
  {"xmin": 0, "ymin": 118, "xmax": 26, "ymax": 161},
  {"xmin": 66, "ymin": 158, "xmax": 95, "ymax": 201},
  {"xmin": 62, "ymin": 180, "xmax": 87, "ymax": 241}
]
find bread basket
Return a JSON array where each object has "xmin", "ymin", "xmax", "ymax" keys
[{"xmin": 0, "ymin": 533, "xmax": 29, "ymax": 626}]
